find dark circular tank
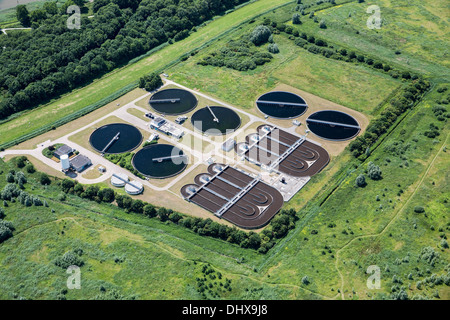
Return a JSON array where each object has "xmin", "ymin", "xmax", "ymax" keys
[
  {"xmin": 256, "ymin": 91, "xmax": 308, "ymax": 119},
  {"xmin": 306, "ymin": 110, "xmax": 360, "ymax": 141},
  {"xmin": 191, "ymin": 106, "xmax": 241, "ymax": 135},
  {"xmin": 149, "ymin": 88, "xmax": 198, "ymax": 115},
  {"xmin": 132, "ymin": 144, "xmax": 187, "ymax": 178},
  {"xmin": 89, "ymin": 123, "xmax": 142, "ymax": 154}
]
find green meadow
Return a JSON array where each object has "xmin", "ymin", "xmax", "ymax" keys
[
  {"xmin": 169, "ymin": 17, "xmax": 402, "ymax": 115},
  {"xmin": 291, "ymin": 0, "xmax": 450, "ymax": 79}
]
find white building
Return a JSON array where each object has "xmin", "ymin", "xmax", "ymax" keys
[
  {"xmin": 125, "ymin": 180, "xmax": 143, "ymax": 195},
  {"xmin": 111, "ymin": 173, "xmax": 129, "ymax": 187}
]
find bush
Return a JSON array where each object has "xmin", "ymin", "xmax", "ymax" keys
[
  {"xmin": 355, "ymin": 174, "xmax": 366, "ymax": 187},
  {"xmin": 292, "ymin": 13, "xmax": 301, "ymax": 24},
  {"xmin": 138, "ymin": 73, "xmax": 163, "ymax": 92},
  {"xmin": 143, "ymin": 204, "xmax": 156, "ymax": 217},
  {"xmin": 276, "ymin": 24, "xmax": 286, "ymax": 32},
  {"xmin": 373, "ymin": 61, "xmax": 383, "ymax": 69},
  {"xmin": 414, "ymin": 206, "xmax": 425, "ymax": 213},
  {"xmin": 14, "ymin": 156, "xmax": 28, "ymax": 168},
  {"xmin": 39, "ymin": 173, "xmax": 51, "ymax": 185},
  {"xmin": 25, "ymin": 164, "xmax": 35, "ymax": 174},
  {"xmin": 54, "ymin": 250, "xmax": 84, "ymax": 269},
  {"xmin": 249, "ymin": 25, "xmax": 272, "ymax": 45},
  {"xmin": 315, "ymin": 38, "xmax": 327, "ymax": 47},
  {"xmin": 1, "ymin": 183, "xmax": 21, "ymax": 200},
  {"xmin": 0, "ymin": 220, "xmax": 14, "ymax": 243},
  {"xmin": 319, "ymin": 20, "xmax": 327, "ymax": 29},
  {"xmin": 98, "ymin": 188, "xmax": 115, "ymax": 203},
  {"xmin": 0, "ymin": 225, "xmax": 13, "ymax": 243},
  {"xmin": 367, "ymin": 162, "xmax": 382, "ymax": 180},
  {"xmin": 268, "ymin": 43, "xmax": 280, "ymax": 54},
  {"xmin": 294, "ymin": 37, "xmax": 308, "ymax": 48},
  {"xmin": 6, "ymin": 172, "xmax": 15, "ymax": 183},
  {"xmin": 61, "ymin": 179, "xmax": 75, "ymax": 193},
  {"xmin": 57, "ymin": 193, "xmax": 66, "ymax": 201}
]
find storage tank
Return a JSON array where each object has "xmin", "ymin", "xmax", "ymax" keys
[{"xmin": 61, "ymin": 154, "xmax": 70, "ymax": 171}]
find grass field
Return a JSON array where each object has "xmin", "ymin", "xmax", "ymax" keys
[
  {"xmin": 291, "ymin": 0, "xmax": 450, "ymax": 79},
  {"xmin": 0, "ymin": 0, "xmax": 295, "ymax": 147},
  {"xmin": 169, "ymin": 23, "xmax": 402, "ymax": 116},
  {"xmin": 0, "ymin": 0, "xmax": 448, "ymax": 301},
  {"xmin": 1, "ymin": 84, "xmax": 447, "ymax": 300}
]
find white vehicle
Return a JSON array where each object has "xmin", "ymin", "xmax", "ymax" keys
[{"xmin": 148, "ymin": 133, "xmax": 159, "ymax": 141}]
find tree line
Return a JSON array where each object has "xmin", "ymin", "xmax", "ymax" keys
[
  {"xmin": 0, "ymin": 0, "xmax": 251, "ymax": 120},
  {"xmin": 53, "ymin": 176, "xmax": 298, "ymax": 254}
]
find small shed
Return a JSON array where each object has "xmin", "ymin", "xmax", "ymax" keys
[
  {"xmin": 222, "ymin": 139, "xmax": 236, "ymax": 152},
  {"xmin": 54, "ymin": 144, "xmax": 74, "ymax": 159}
]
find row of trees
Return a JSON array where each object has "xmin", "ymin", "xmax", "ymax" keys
[
  {"xmin": 0, "ymin": 0, "xmax": 252, "ymax": 120},
  {"xmin": 55, "ymin": 177, "xmax": 299, "ymax": 253},
  {"xmin": 263, "ymin": 16, "xmax": 414, "ymax": 81},
  {"xmin": 350, "ymin": 80, "xmax": 430, "ymax": 158}
]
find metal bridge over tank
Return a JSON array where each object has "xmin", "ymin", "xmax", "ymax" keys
[
  {"xmin": 257, "ymin": 100, "xmax": 307, "ymax": 107},
  {"xmin": 101, "ymin": 132, "xmax": 120, "ymax": 155},
  {"xmin": 150, "ymin": 98, "xmax": 181, "ymax": 104},
  {"xmin": 152, "ymin": 154, "xmax": 187, "ymax": 163},
  {"xmin": 306, "ymin": 118, "xmax": 360, "ymax": 129},
  {"xmin": 214, "ymin": 175, "xmax": 261, "ymax": 217}
]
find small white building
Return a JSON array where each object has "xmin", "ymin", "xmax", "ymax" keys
[
  {"xmin": 111, "ymin": 173, "xmax": 129, "ymax": 187},
  {"xmin": 125, "ymin": 180, "xmax": 143, "ymax": 195},
  {"xmin": 222, "ymin": 139, "xmax": 235, "ymax": 152}
]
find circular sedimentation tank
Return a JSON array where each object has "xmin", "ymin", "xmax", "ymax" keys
[
  {"xmin": 149, "ymin": 88, "xmax": 198, "ymax": 115},
  {"xmin": 89, "ymin": 123, "xmax": 142, "ymax": 154},
  {"xmin": 256, "ymin": 91, "xmax": 308, "ymax": 119},
  {"xmin": 306, "ymin": 110, "xmax": 360, "ymax": 141},
  {"xmin": 191, "ymin": 106, "xmax": 241, "ymax": 135},
  {"xmin": 132, "ymin": 144, "xmax": 187, "ymax": 178}
]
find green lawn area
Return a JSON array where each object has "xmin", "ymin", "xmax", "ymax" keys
[
  {"xmin": 169, "ymin": 25, "xmax": 402, "ymax": 115},
  {"xmin": 293, "ymin": 0, "xmax": 450, "ymax": 79},
  {"xmin": 0, "ymin": 0, "xmax": 293, "ymax": 147}
]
